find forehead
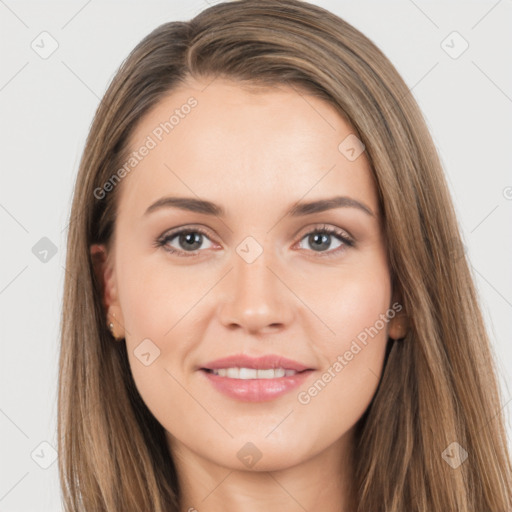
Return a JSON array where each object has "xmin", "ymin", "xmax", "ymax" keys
[{"xmin": 116, "ymin": 77, "xmax": 378, "ymax": 219}]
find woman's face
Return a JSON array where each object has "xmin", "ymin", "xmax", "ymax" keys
[{"xmin": 92, "ymin": 77, "xmax": 401, "ymax": 472}]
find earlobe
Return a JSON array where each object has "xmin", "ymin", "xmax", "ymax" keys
[
  {"xmin": 388, "ymin": 287, "xmax": 409, "ymax": 341},
  {"xmin": 388, "ymin": 313, "xmax": 409, "ymax": 340}
]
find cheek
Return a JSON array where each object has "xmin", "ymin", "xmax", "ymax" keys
[
  {"xmin": 116, "ymin": 253, "xmax": 219, "ymax": 416},
  {"xmin": 294, "ymin": 258, "xmax": 392, "ymax": 423},
  {"xmin": 304, "ymin": 253, "xmax": 392, "ymax": 352},
  {"xmin": 117, "ymin": 251, "xmax": 205, "ymax": 339}
]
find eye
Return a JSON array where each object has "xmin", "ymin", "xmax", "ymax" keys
[
  {"xmin": 295, "ymin": 224, "xmax": 354, "ymax": 258},
  {"xmin": 154, "ymin": 223, "xmax": 354, "ymax": 258},
  {"xmin": 154, "ymin": 226, "xmax": 215, "ymax": 257}
]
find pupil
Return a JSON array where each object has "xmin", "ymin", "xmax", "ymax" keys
[
  {"xmin": 311, "ymin": 233, "xmax": 329, "ymax": 251},
  {"xmin": 180, "ymin": 232, "xmax": 202, "ymax": 250}
]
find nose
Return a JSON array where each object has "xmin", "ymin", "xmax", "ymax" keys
[{"xmin": 217, "ymin": 247, "xmax": 294, "ymax": 335}]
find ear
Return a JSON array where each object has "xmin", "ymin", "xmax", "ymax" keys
[
  {"xmin": 90, "ymin": 243, "xmax": 117, "ymax": 310},
  {"xmin": 90, "ymin": 243, "xmax": 125, "ymax": 338},
  {"xmin": 388, "ymin": 286, "xmax": 409, "ymax": 341}
]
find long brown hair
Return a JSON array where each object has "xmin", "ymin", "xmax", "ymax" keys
[{"xmin": 58, "ymin": 1, "xmax": 512, "ymax": 510}]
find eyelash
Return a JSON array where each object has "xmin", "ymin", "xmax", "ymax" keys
[{"xmin": 153, "ymin": 224, "xmax": 355, "ymax": 259}]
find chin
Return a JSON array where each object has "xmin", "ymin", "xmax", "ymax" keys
[{"xmin": 202, "ymin": 434, "xmax": 317, "ymax": 472}]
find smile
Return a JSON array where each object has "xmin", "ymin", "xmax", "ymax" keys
[{"xmin": 207, "ymin": 367, "xmax": 298, "ymax": 379}]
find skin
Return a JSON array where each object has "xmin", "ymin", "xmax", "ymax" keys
[{"xmin": 91, "ymin": 77, "xmax": 406, "ymax": 512}]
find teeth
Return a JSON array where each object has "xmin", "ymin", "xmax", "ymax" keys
[
  {"xmin": 210, "ymin": 367, "xmax": 297, "ymax": 379},
  {"xmin": 240, "ymin": 368, "xmax": 258, "ymax": 379},
  {"xmin": 226, "ymin": 367, "xmax": 239, "ymax": 378},
  {"xmin": 257, "ymin": 369, "xmax": 276, "ymax": 379}
]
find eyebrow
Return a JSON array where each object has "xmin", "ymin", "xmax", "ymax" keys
[{"xmin": 144, "ymin": 195, "xmax": 375, "ymax": 218}]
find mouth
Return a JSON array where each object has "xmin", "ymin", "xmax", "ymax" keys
[
  {"xmin": 199, "ymin": 354, "xmax": 315, "ymax": 402},
  {"xmin": 202, "ymin": 367, "xmax": 302, "ymax": 378}
]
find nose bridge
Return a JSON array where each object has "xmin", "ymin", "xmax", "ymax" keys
[{"xmin": 218, "ymin": 236, "xmax": 293, "ymax": 332}]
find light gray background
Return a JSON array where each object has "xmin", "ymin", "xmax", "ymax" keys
[{"xmin": 1, "ymin": 1, "xmax": 511, "ymax": 510}]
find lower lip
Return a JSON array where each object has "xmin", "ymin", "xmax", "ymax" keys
[{"xmin": 200, "ymin": 369, "xmax": 313, "ymax": 402}]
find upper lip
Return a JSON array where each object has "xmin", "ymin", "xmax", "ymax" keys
[{"xmin": 201, "ymin": 354, "xmax": 313, "ymax": 372}]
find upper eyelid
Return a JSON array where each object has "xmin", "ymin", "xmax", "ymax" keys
[{"xmin": 295, "ymin": 224, "xmax": 353, "ymax": 241}]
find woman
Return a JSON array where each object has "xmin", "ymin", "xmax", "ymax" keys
[{"xmin": 58, "ymin": 0, "xmax": 512, "ymax": 510}]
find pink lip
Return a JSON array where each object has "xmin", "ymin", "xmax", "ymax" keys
[{"xmin": 199, "ymin": 354, "xmax": 314, "ymax": 402}]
